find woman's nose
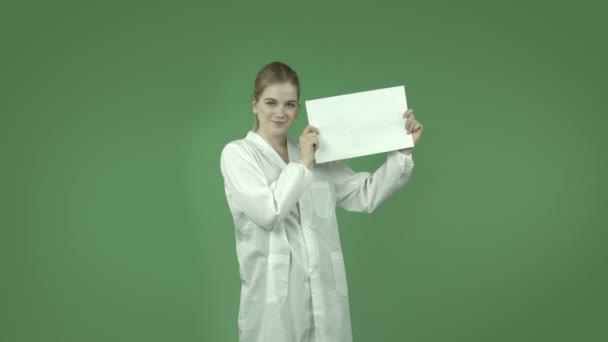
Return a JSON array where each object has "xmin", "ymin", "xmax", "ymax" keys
[{"xmin": 275, "ymin": 106, "xmax": 286, "ymax": 116}]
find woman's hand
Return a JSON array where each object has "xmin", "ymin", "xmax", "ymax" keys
[
  {"xmin": 399, "ymin": 108, "xmax": 423, "ymax": 155},
  {"xmin": 299, "ymin": 125, "xmax": 319, "ymax": 167}
]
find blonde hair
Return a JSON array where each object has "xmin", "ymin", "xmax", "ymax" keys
[{"xmin": 251, "ymin": 61, "xmax": 301, "ymax": 131}]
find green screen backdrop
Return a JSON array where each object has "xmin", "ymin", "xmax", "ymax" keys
[{"xmin": 2, "ymin": 0, "xmax": 606, "ymax": 341}]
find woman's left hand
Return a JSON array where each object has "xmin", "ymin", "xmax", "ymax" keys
[{"xmin": 399, "ymin": 108, "xmax": 423, "ymax": 155}]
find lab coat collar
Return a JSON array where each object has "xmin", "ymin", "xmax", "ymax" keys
[{"xmin": 246, "ymin": 131, "xmax": 300, "ymax": 168}]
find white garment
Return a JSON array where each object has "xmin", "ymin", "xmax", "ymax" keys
[{"xmin": 220, "ymin": 131, "xmax": 414, "ymax": 342}]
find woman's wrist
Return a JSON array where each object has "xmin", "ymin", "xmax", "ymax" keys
[
  {"xmin": 299, "ymin": 159, "xmax": 312, "ymax": 168},
  {"xmin": 399, "ymin": 148, "xmax": 412, "ymax": 155}
]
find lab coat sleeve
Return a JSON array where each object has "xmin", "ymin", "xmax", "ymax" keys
[
  {"xmin": 332, "ymin": 151, "xmax": 414, "ymax": 213},
  {"xmin": 220, "ymin": 143, "xmax": 313, "ymax": 230}
]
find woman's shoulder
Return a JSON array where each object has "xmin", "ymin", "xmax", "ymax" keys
[
  {"xmin": 220, "ymin": 136, "xmax": 260, "ymax": 164},
  {"xmin": 222, "ymin": 137, "xmax": 247, "ymax": 150},
  {"xmin": 221, "ymin": 138, "xmax": 249, "ymax": 154}
]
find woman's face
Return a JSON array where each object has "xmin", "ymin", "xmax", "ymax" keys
[{"xmin": 252, "ymin": 82, "xmax": 299, "ymax": 139}]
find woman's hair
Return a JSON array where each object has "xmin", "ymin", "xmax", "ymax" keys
[{"xmin": 252, "ymin": 61, "xmax": 301, "ymax": 131}]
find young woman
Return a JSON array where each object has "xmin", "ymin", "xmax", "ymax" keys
[{"xmin": 220, "ymin": 61, "xmax": 423, "ymax": 342}]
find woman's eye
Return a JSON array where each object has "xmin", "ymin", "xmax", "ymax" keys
[
  {"xmin": 288, "ymin": 103, "xmax": 295, "ymax": 108},
  {"xmin": 266, "ymin": 102, "xmax": 276, "ymax": 106}
]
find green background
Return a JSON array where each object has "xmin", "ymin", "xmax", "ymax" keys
[{"xmin": 2, "ymin": 0, "xmax": 606, "ymax": 341}]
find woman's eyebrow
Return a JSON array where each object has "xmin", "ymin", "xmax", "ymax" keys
[{"xmin": 263, "ymin": 98, "xmax": 298, "ymax": 103}]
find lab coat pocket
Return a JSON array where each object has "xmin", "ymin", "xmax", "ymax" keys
[
  {"xmin": 266, "ymin": 253, "xmax": 290, "ymax": 303},
  {"xmin": 331, "ymin": 251, "xmax": 349, "ymax": 297},
  {"xmin": 311, "ymin": 181, "xmax": 332, "ymax": 218}
]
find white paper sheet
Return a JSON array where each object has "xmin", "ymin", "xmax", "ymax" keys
[{"xmin": 305, "ymin": 85, "xmax": 413, "ymax": 163}]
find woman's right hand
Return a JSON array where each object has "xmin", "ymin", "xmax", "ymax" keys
[{"xmin": 299, "ymin": 125, "xmax": 319, "ymax": 167}]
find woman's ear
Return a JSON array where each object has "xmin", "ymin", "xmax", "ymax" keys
[{"xmin": 251, "ymin": 96, "xmax": 257, "ymax": 114}]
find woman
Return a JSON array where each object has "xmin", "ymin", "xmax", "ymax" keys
[{"xmin": 220, "ymin": 61, "xmax": 423, "ymax": 342}]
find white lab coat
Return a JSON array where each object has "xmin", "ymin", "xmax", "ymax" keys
[{"xmin": 220, "ymin": 131, "xmax": 414, "ymax": 342}]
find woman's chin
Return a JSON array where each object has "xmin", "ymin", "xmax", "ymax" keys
[{"xmin": 270, "ymin": 123, "xmax": 290, "ymax": 133}]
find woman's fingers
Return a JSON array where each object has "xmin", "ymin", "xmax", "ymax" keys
[
  {"xmin": 406, "ymin": 118, "xmax": 418, "ymax": 133},
  {"xmin": 301, "ymin": 129, "xmax": 320, "ymax": 147},
  {"xmin": 309, "ymin": 136, "xmax": 319, "ymax": 151},
  {"xmin": 304, "ymin": 125, "xmax": 319, "ymax": 134},
  {"xmin": 402, "ymin": 108, "xmax": 423, "ymax": 142},
  {"xmin": 404, "ymin": 109, "xmax": 415, "ymax": 133}
]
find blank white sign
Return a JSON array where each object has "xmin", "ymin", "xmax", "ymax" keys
[{"xmin": 305, "ymin": 85, "xmax": 413, "ymax": 163}]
